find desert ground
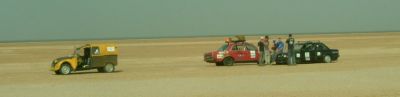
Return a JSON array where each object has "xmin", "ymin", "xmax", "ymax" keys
[{"xmin": 0, "ymin": 32, "xmax": 400, "ymax": 97}]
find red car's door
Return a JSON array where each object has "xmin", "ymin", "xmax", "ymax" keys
[
  {"xmin": 230, "ymin": 44, "xmax": 247, "ymax": 61},
  {"xmin": 244, "ymin": 44, "xmax": 258, "ymax": 61},
  {"xmin": 240, "ymin": 50, "xmax": 251, "ymax": 61},
  {"xmin": 233, "ymin": 43, "xmax": 258, "ymax": 62}
]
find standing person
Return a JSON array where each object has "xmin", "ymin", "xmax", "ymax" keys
[
  {"xmin": 264, "ymin": 35, "xmax": 271, "ymax": 65},
  {"xmin": 286, "ymin": 34, "xmax": 296, "ymax": 65},
  {"xmin": 257, "ymin": 37, "xmax": 266, "ymax": 65},
  {"xmin": 272, "ymin": 38, "xmax": 285, "ymax": 63},
  {"xmin": 276, "ymin": 37, "xmax": 285, "ymax": 54},
  {"xmin": 271, "ymin": 40, "xmax": 277, "ymax": 63}
]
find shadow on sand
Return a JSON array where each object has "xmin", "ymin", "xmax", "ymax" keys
[{"xmin": 52, "ymin": 70, "xmax": 123, "ymax": 75}]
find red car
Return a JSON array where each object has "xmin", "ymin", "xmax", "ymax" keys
[{"xmin": 204, "ymin": 41, "xmax": 261, "ymax": 66}]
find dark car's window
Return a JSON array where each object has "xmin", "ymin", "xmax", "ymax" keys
[
  {"xmin": 315, "ymin": 43, "xmax": 329, "ymax": 51},
  {"xmin": 320, "ymin": 44, "xmax": 329, "ymax": 50},
  {"xmin": 304, "ymin": 44, "xmax": 315, "ymax": 51},
  {"xmin": 294, "ymin": 44, "xmax": 303, "ymax": 50},
  {"xmin": 218, "ymin": 44, "xmax": 229, "ymax": 51},
  {"xmin": 316, "ymin": 44, "xmax": 322, "ymax": 51}
]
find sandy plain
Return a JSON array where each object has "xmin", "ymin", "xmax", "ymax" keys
[{"xmin": 0, "ymin": 32, "xmax": 400, "ymax": 97}]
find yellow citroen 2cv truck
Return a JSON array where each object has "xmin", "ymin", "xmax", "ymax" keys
[{"xmin": 50, "ymin": 44, "xmax": 118, "ymax": 75}]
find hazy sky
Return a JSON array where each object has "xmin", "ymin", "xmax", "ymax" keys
[{"xmin": 1, "ymin": 0, "xmax": 399, "ymax": 41}]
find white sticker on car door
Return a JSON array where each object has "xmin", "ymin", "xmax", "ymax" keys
[
  {"xmin": 305, "ymin": 52, "xmax": 310, "ymax": 61},
  {"xmin": 250, "ymin": 51, "xmax": 256, "ymax": 58}
]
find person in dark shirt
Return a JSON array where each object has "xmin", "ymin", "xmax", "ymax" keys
[
  {"xmin": 286, "ymin": 34, "xmax": 296, "ymax": 65},
  {"xmin": 258, "ymin": 37, "xmax": 266, "ymax": 65}
]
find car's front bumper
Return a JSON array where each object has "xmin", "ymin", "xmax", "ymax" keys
[
  {"xmin": 49, "ymin": 62, "xmax": 60, "ymax": 71},
  {"xmin": 204, "ymin": 55, "xmax": 225, "ymax": 63},
  {"xmin": 204, "ymin": 55, "xmax": 216, "ymax": 63},
  {"xmin": 50, "ymin": 67, "xmax": 56, "ymax": 71}
]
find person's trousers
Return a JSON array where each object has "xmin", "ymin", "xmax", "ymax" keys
[
  {"xmin": 272, "ymin": 50, "xmax": 282, "ymax": 62},
  {"xmin": 265, "ymin": 51, "xmax": 271, "ymax": 65},
  {"xmin": 259, "ymin": 51, "xmax": 265, "ymax": 65},
  {"xmin": 287, "ymin": 50, "xmax": 296, "ymax": 65}
]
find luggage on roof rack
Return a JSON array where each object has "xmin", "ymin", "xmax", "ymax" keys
[
  {"xmin": 224, "ymin": 35, "xmax": 246, "ymax": 43},
  {"xmin": 232, "ymin": 35, "xmax": 246, "ymax": 42}
]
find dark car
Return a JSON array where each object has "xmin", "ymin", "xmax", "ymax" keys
[{"xmin": 276, "ymin": 41, "xmax": 339, "ymax": 64}]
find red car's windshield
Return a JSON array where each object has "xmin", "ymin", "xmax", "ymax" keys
[{"xmin": 218, "ymin": 44, "xmax": 229, "ymax": 51}]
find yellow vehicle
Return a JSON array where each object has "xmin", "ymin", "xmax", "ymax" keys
[{"xmin": 50, "ymin": 44, "xmax": 118, "ymax": 75}]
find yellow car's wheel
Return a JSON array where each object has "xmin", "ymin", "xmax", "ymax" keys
[
  {"xmin": 57, "ymin": 63, "xmax": 71, "ymax": 75},
  {"xmin": 98, "ymin": 64, "xmax": 115, "ymax": 73}
]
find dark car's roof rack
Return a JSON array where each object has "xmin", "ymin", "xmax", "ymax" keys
[{"xmin": 297, "ymin": 40, "xmax": 321, "ymax": 44}]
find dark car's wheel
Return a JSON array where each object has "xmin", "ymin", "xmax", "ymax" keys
[
  {"xmin": 98, "ymin": 64, "xmax": 115, "ymax": 73},
  {"xmin": 216, "ymin": 62, "xmax": 224, "ymax": 66},
  {"xmin": 223, "ymin": 57, "xmax": 234, "ymax": 66},
  {"xmin": 57, "ymin": 63, "xmax": 72, "ymax": 75},
  {"xmin": 323, "ymin": 55, "xmax": 332, "ymax": 63}
]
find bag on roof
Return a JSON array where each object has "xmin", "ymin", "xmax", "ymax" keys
[{"xmin": 234, "ymin": 35, "xmax": 246, "ymax": 42}]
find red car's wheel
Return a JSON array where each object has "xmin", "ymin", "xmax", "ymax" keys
[{"xmin": 223, "ymin": 57, "xmax": 234, "ymax": 66}]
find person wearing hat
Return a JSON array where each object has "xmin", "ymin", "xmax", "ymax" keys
[{"xmin": 286, "ymin": 34, "xmax": 296, "ymax": 65}]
